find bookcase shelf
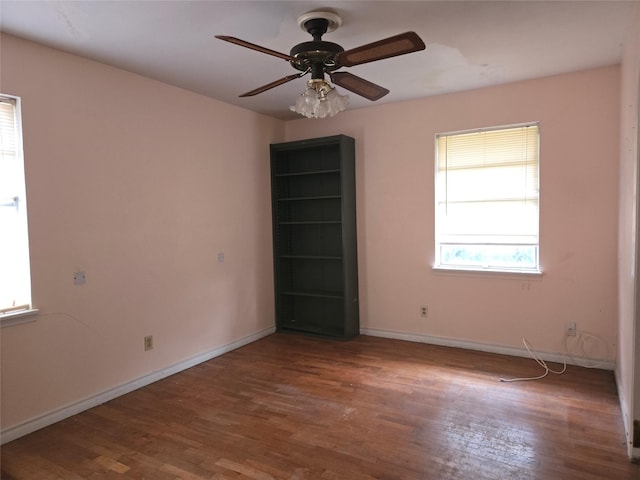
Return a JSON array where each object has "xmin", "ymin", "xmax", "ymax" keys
[{"xmin": 270, "ymin": 135, "xmax": 359, "ymax": 340}]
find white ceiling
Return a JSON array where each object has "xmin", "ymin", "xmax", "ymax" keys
[{"xmin": 1, "ymin": 1, "xmax": 636, "ymax": 120}]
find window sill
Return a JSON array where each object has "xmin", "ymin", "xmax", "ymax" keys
[
  {"xmin": 0, "ymin": 308, "xmax": 39, "ymax": 327},
  {"xmin": 432, "ymin": 266, "xmax": 542, "ymax": 279}
]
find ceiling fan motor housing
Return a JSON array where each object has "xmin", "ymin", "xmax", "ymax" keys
[{"xmin": 290, "ymin": 17, "xmax": 344, "ymax": 78}]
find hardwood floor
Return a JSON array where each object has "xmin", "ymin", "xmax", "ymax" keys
[{"xmin": 1, "ymin": 333, "xmax": 637, "ymax": 479}]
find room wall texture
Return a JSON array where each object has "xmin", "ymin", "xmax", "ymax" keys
[
  {"xmin": 0, "ymin": 34, "xmax": 283, "ymax": 433},
  {"xmin": 286, "ymin": 65, "xmax": 620, "ymax": 366}
]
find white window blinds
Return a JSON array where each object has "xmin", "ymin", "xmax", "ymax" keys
[
  {"xmin": 435, "ymin": 123, "xmax": 540, "ymax": 271},
  {"xmin": 0, "ymin": 95, "xmax": 32, "ymax": 313}
]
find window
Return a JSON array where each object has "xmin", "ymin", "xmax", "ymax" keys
[
  {"xmin": 435, "ymin": 123, "xmax": 540, "ymax": 272},
  {"xmin": 0, "ymin": 94, "xmax": 33, "ymax": 315}
]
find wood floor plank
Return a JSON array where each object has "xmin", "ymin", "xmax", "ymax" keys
[{"xmin": 1, "ymin": 333, "xmax": 638, "ymax": 479}]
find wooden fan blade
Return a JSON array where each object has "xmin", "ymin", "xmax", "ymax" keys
[
  {"xmin": 239, "ymin": 74, "xmax": 304, "ymax": 97},
  {"xmin": 330, "ymin": 72, "xmax": 389, "ymax": 101},
  {"xmin": 335, "ymin": 31, "xmax": 425, "ymax": 68},
  {"xmin": 215, "ymin": 35, "xmax": 294, "ymax": 62}
]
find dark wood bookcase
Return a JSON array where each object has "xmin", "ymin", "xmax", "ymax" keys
[{"xmin": 270, "ymin": 135, "xmax": 359, "ymax": 340}]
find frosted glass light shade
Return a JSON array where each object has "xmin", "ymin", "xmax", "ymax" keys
[{"xmin": 290, "ymin": 80, "xmax": 349, "ymax": 119}]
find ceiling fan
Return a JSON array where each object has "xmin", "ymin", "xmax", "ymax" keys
[{"xmin": 215, "ymin": 11, "xmax": 426, "ymax": 111}]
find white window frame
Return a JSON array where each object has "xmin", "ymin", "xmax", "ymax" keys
[
  {"xmin": 0, "ymin": 94, "xmax": 37, "ymax": 325},
  {"xmin": 434, "ymin": 122, "xmax": 541, "ymax": 274}
]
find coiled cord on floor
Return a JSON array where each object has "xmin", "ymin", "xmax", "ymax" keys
[
  {"xmin": 499, "ymin": 330, "xmax": 608, "ymax": 383},
  {"xmin": 499, "ymin": 338, "xmax": 566, "ymax": 382}
]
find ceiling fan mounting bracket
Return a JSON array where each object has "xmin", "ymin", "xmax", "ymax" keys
[{"xmin": 297, "ymin": 11, "xmax": 342, "ymax": 35}]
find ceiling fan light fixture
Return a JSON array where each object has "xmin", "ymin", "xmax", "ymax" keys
[{"xmin": 290, "ymin": 79, "xmax": 349, "ymax": 119}]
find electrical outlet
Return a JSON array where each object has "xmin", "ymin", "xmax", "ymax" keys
[
  {"xmin": 565, "ymin": 322, "xmax": 577, "ymax": 336},
  {"xmin": 420, "ymin": 305, "xmax": 428, "ymax": 318},
  {"xmin": 73, "ymin": 271, "xmax": 86, "ymax": 285},
  {"xmin": 144, "ymin": 335, "xmax": 153, "ymax": 351}
]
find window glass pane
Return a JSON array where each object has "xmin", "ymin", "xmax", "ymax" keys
[{"xmin": 439, "ymin": 244, "xmax": 538, "ymax": 270}]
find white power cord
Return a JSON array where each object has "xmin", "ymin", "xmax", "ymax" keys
[
  {"xmin": 499, "ymin": 338, "xmax": 566, "ymax": 382},
  {"xmin": 499, "ymin": 329, "xmax": 608, "ymax": 383}
]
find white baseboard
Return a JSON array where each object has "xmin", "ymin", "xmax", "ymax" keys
[
  {"xmin": 617, "ymin": 370, "xmax": 640, "ymax": 461},
  {"xmin": 361, "ymin": 327, "xmax": 615, "ymax": 370},
  {"xmin": 614, "ymin": 368, "xmax": 635, "ymax": 459},
  {"xmin": 0, "ymin": 325, "xmax": 275, "ymax": 445}
]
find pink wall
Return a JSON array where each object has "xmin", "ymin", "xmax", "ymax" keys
[
  {"xmin": 617, "ymin": 4, "xmax": 640, "ymax": 459},
  {"xmin": 287, "ymin": 66, "xmax": 620, "ymax": 360},
  {"xmin": 0, "ymin": 34, "xmax": 283, "ymax": 431}
]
